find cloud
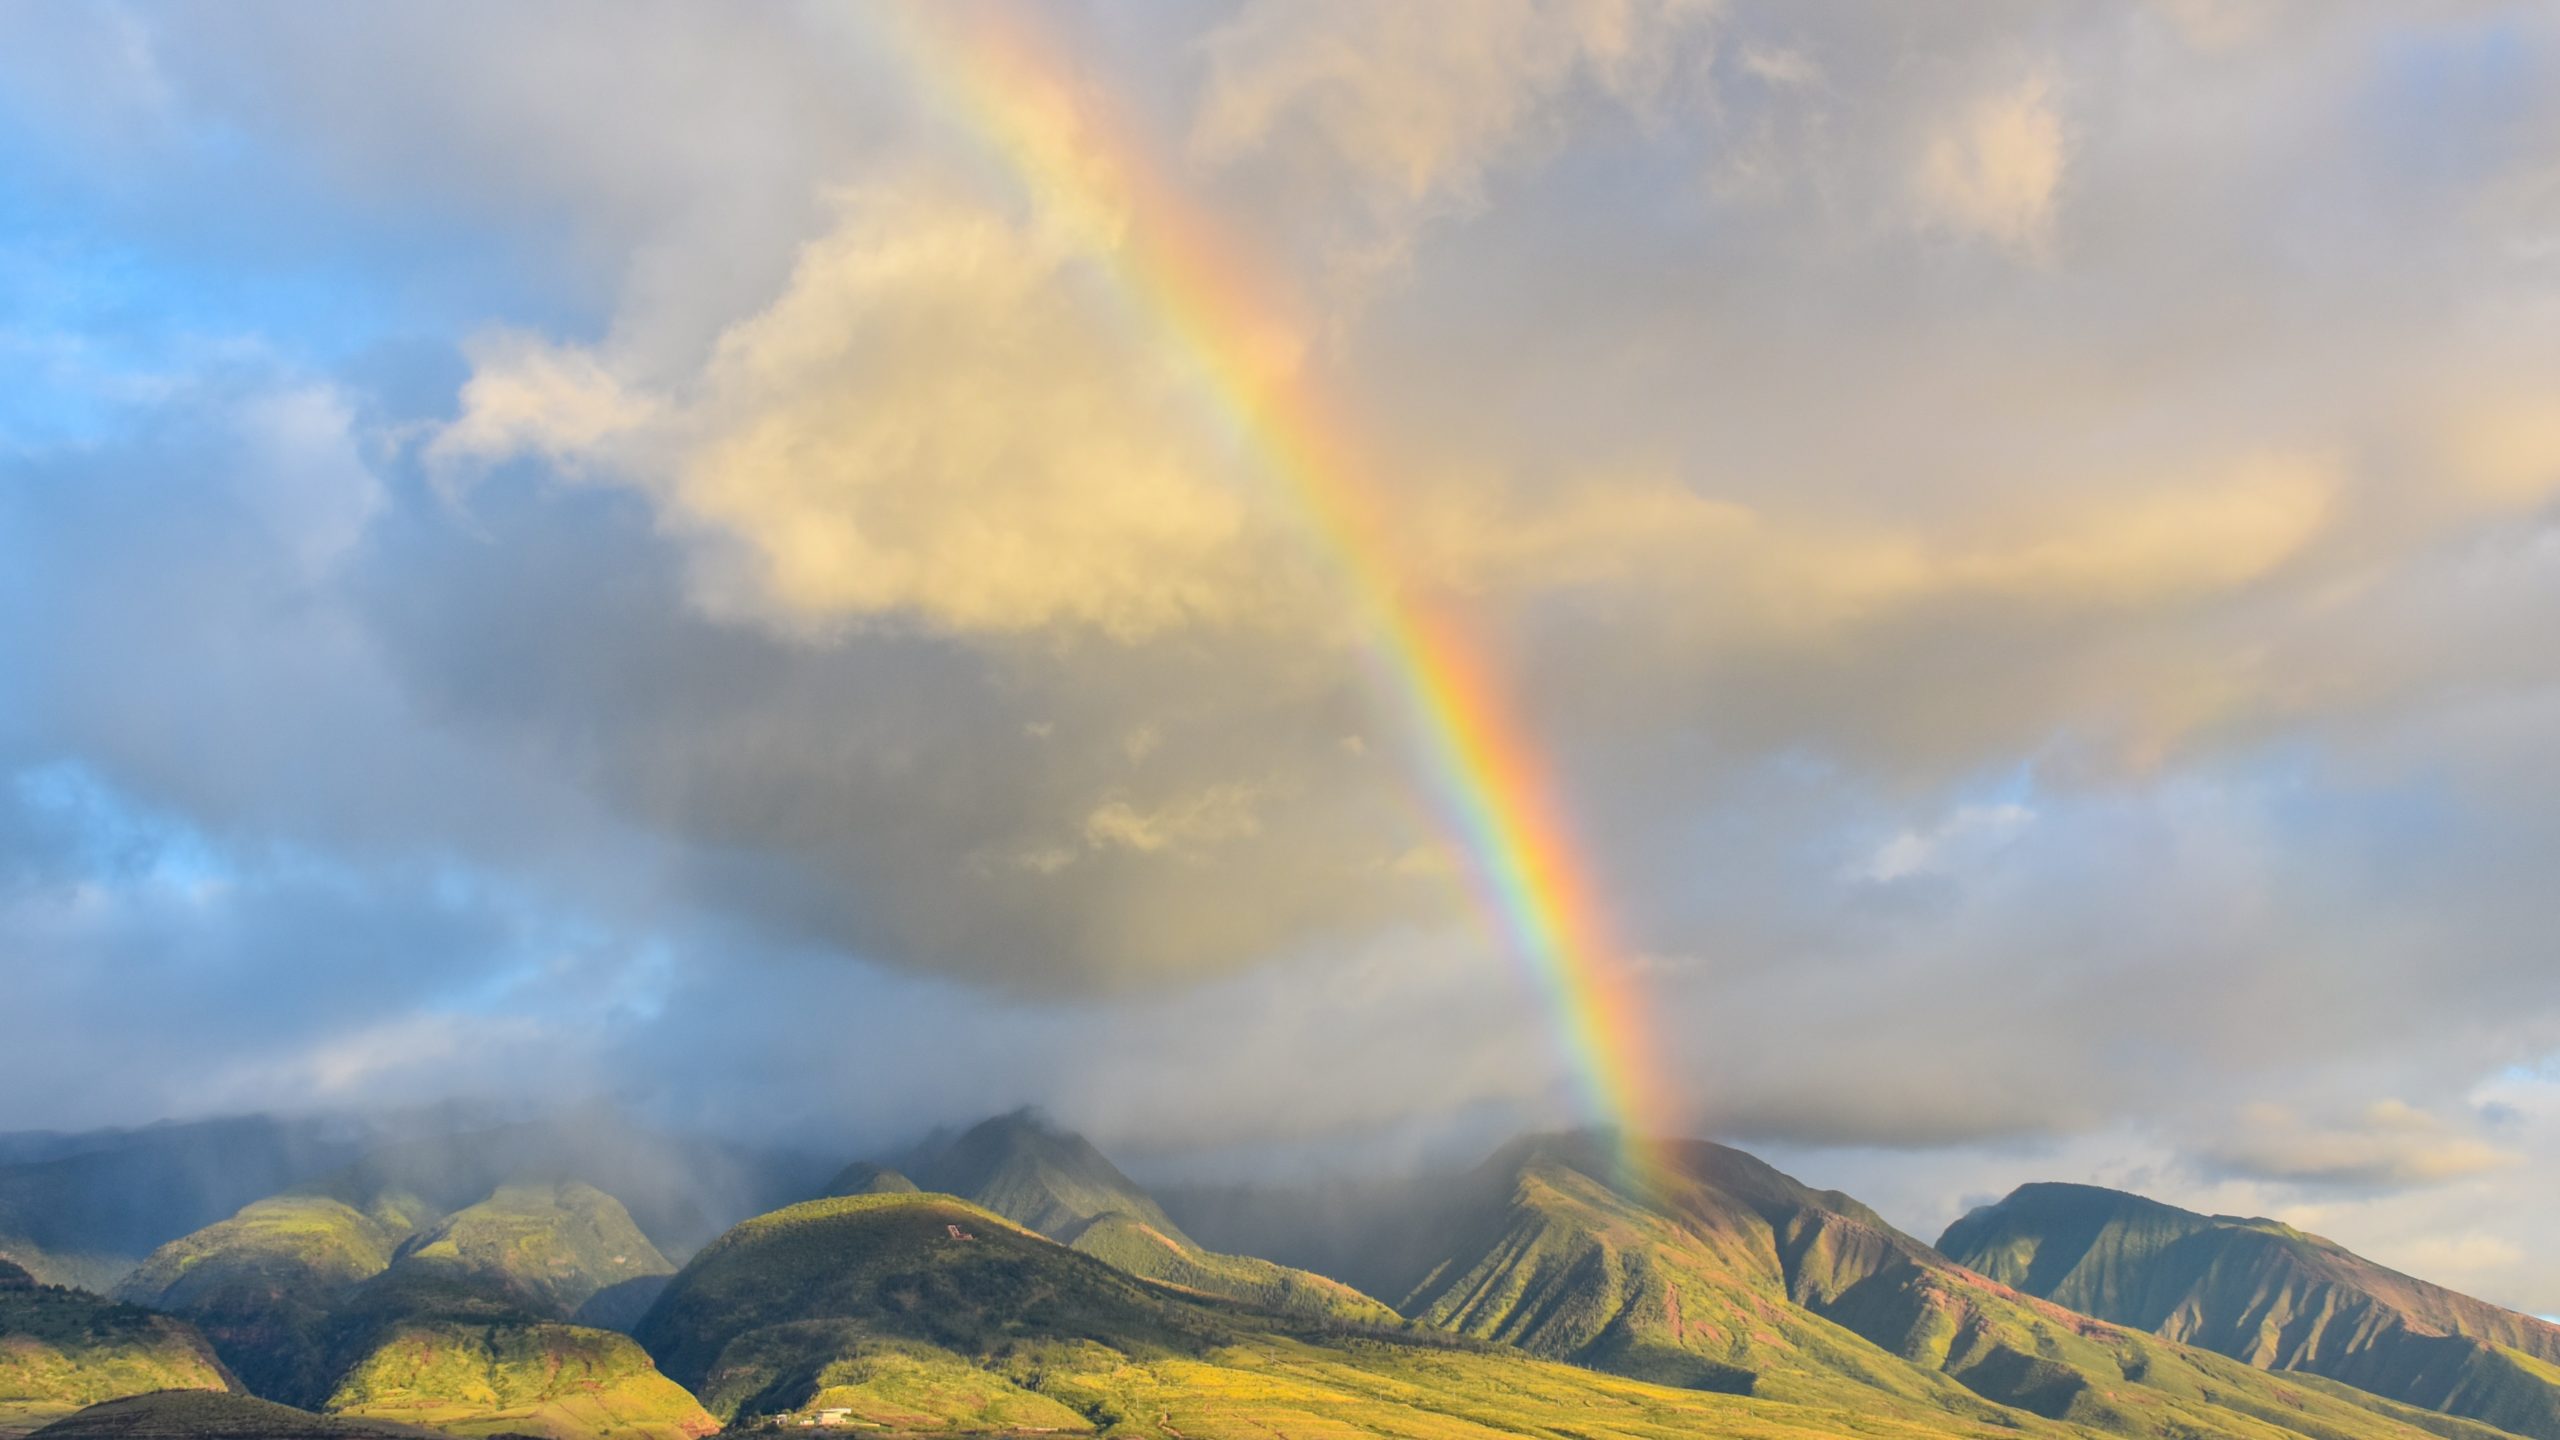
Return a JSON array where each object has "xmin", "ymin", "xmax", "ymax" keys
[
  {"xmin": 1082, "ymin": 784, "xmax": 1267, "ymax": 858},
  {"xmin": 1917, "ymin": 73, "xmax": 2066, "ymax": 256},
  {"xmin": 442, "ymin": 190, "xmax": 1283, "ymax": 641},
  {"xmin": 1857, "ymin": 802, "xmax": 2034, "ymax": 884},
  {"xmin": 1192, "ymin": 0, "xmax": 1717, "ymax": 268},
  {"xmin": 431, "ymin": 334, "xmax": 651, "ymax": 477},
  {"xmin": 2195, "ymin": 1101, "xmax": 2522, "ymax": 1187},
  {"xmin": 2151, "ymin": 0, "xmax": 2292, "ymax": 54},
  {"xmin": 2393, "ymin": 1231, "xmax": 2527, "ymax": 1280},
  {"xmin": 9, "ymin": 3, "xmax": 2560, "ymax": 1285}
]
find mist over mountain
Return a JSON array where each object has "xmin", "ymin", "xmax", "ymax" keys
[
  {"xmin": 850, "ymin": 1111, "xmax": 1398, "ymax": 1325},
  {"xmin": 16, "ymin": 1104, "xmax": 2560, "ymax": 1440},
  {"xmin": 0, "ymin": 1118, "xmax": 374, "ymax": 1289}
]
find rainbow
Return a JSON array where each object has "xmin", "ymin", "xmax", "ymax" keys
[{"xmin": 876, "ymin": 6, "xmax": 1678, "ymax": 1178}]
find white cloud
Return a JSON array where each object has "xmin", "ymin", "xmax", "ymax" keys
[
  {"xmin": 1858, "ymin": 802, "xmax": 2035, "ymax": 883},
  {"xmin": 1082, "ymin": 784, "xmax": 1267, "ymax": 858},
  {"xmin": 2196, "ymin": 1100, "xmax": 2523, "ymax": 1187},
  {"xmin": 441, "ymin": 190, "xmax": 1283, "ymax": 640},
  {"xmin": 1192, "ymin": 0, "xmax": 1717, "ymax": 268},
  {"xmin": 1917, "ymin": 74, "xmax": 2066, "ymax": 257}
]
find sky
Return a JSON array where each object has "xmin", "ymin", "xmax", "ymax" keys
[{"xmin": 3, "ymin": 0, "xmax": 2560, "ymax": 1310}]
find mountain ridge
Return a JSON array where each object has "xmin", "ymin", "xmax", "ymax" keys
[
  {"xmin": 19, "ymin": 1109, "xmax": 2560, "ymax": 1440},
  {"xmin": 1941, "ymin": 1181, "xmax": 2560, "ymax": 1440},
  {"xmin": 0, "ymin": 1261, "xmax": 237, "ymax": 1432},
  {"xmin": 868, "ymin": 1111, "xmax": 1401, "ymax": 1325},
  {"xmin": 1389, "ymin": 1130, "xmax": 2534, "ymax": 1440}
]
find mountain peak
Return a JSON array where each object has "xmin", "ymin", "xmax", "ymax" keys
[
  {"xmin": 819, "ymin": 1161, "xmax": 918, "ymax": 1198},
  {"xmin": 382, "ymin": 1179, "xmax": 674, "ymax": 1319},
  {"xmin": 901, "ymin": 1111, "xmax": 1188, "ymax": 1247},
  {"xmin": 1941, "ymin": 1180, "xmax": 2560, "ymax": 1439}
]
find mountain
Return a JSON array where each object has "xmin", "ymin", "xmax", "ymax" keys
[
  {"xmin": 817, "ymin": 1163, "xmax": 916, "ymax": 1197},
  {"xmin": 899, "ymin": 1111, "xmax": 1191, "ymax": 1243},
  {"xmin": 0, "ymin": 1261, "xmax": 235, "ymax": 1433},
  {"xmin": 382, "ymin": 1183, "xmax": 673, "ymax": 1320},
  {"xmin": 633, "ymin": 1182, "xmax": 2511, "ymax": 1440},
  {"xmin": 885, "ymin": 1112, "xmax": 1398, "ymax": 1324},
  {"xmin": 21, "ymin": 1391, "xmax": 435, "ymax": 1440},
  {"xmin": 1941, "ymin": 1182, "xmax": 2560, "ymax": 1440},
  {"xmin": 113, "ymin": 1197, "xmax": 412, "ymax": 1405},
  {"xmin": 632, "ymin": 1191, "xmax": 1209, "ymax": 1409},
  {"xmin": 102, "ymin": 1108, "xmax": 823, "ymax": 1408},
  {"xmin": 318, "ymin": 1267, "xmax": 713, "ymax": 1440},
  {"xmin": 292, "ymin": 1182, "xmax": 710, "ymax": 1439},
  {"xmin": 632, "ymin": 1188, "xmax": 1908, "ymax": 1437},
  {"xmin": 111, "ymin": 1173, "xmax": 708, "ymax": 1440},
  {"xmin": 286, "ymin": 1198, "xmax": 713, "ymax": 1440},
  {"xmin": 1388, "ymin": 1132, "xmax": 2524, "ymax": 1440}
]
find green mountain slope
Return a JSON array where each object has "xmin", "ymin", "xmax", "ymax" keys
[
  {"xmin": 111, "ymin": 1176, "xmax": 707, "ymax": 1440},
  {"xmin": 385, "ymin": 1183, "xmax": 672, "ymax": 1321},
  {"xmin": 630, "ymin": 1189, "xmax": 1890, "ymax": 1437},
  {"xmin": 315, "ymin": 1216, "xmax": 713, "ymax": 1440},
  {"xmin": 632, "ymin": 1191, "xmax": 1209, "ymax": 1408},
  {"xmin": 21, "ymin": 1390, "xmax": 433, "ymax": 1440},
  {"xmin": 1941, "ymin": 1183, "xmax": 2560, "ymax": 1440},
  {"xmin": 632, "ymin": 1186, "xmax": 2504, "ymax": 1440},
  {"xmin": 0, "ymin": 1262, "xmax": 235, "ymax": 1433},
  {"xmin": 890, "ymin": 1112, "xmax": 1398, "ymax": 1324},
  {"xmin": 112, "ymin": 1198, "xmax": 409, "ymax": 1406},
  {"xmin": 1393, "ymin": 1133, "xmax": 2523, "ymax": 1440},
  {"xmin": 322, "ymin": 1312, "xmax": 713, "ymax": 1440},
  {"xmin": 1066, "ymin": 1209, "xmax": 1397, "ymax": 1323}
]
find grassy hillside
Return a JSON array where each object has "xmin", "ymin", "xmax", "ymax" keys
[
  {"xmin": 633, "ymin": 1191, "xmax": 1209, "ymax": 1406},
  {"xmin": 1942, "ymin": 1183, "xmax": 2560, "ymax": 1440},
  {"xmin": 1391, "ymin": 1133, "xmax": 2526, "ymax": 1440},
  {"xmin": 1067, "ymin": 1211, "xmax": 1399, "ymax": 1325},
  {"xmin": 770, "ymin": 1338, "xmax": 1093, "ymax": 1434},
  {"xmin": 20, "ymin": 1390, "xmax": 435, "ymax": 1440},
  {"xmin": 324, "ymin": 1318, "xmax": 712, "ymax": 1440},
  {"xmin": 637, "ymin": 1189, "xmax": 2000, "ymax": 1439},
  {"xmin": 313, "ymin": 1222, "xmax": 713, "ymax": 1440},
  {"xmin": 0, "ymin": 1262, "xmax": 235, "ymax": 1433},
  {"xmin": 385, "ymin": 1183, "xmax": 672, "ymax": 1320},
  {"xmin": 110, "ymin": 1176, "xmax": 708, "ymax": 1440},
  {"xmin": 317, "ymin": 1245, "xmax": 721, "ymax": 1434},
  {"xmin": 111, "ymin": 1198, "xmax": 409, "ymax": 1407},
  {"xmin": 641, "ymin": 1186, "xmax": 2523, "ymax": 1440},
  {"xmin": 890, "ymin": 1113, "xmax": 1399, "ymax": 1325}
]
